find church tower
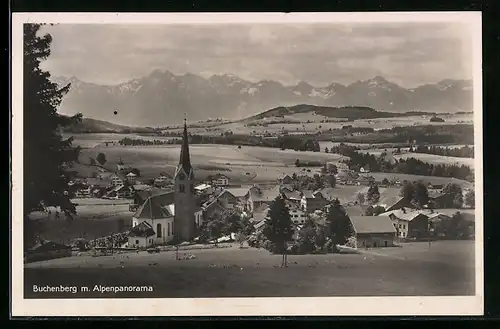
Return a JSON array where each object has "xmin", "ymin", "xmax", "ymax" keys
[{"xmin": 173, "ymin": 116, "xmax": 196, "ymax": 241}]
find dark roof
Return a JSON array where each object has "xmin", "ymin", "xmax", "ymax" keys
[
  {"xmin": 283, "ymin": 190, "xmax": 302, "ymax": 200},
  {"xmin": 302, "ymin": 190, "xmax": 315, "ymax": 199},
  {"xmin": 349, "ymin": 216, "xmax": 397, "ymax": 234},
  {"xmin": 134, "ymin": 191, "xmax": 176, "ymax": 219},
  {"xmin": 136, "ymin": 187, "xmax": 173, "ymax": 205},
  {"xmin": 177, "ymin": 120, "xmax": 194, "ymax": 178},
  {"xmin": 29, "ymin": 241, "xmax": 71, "ymax": 252},
  {"xmin": 129, "ymin": 221, "xmax": 156, "ymax": 238}
]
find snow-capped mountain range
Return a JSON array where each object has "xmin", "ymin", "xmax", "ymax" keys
[{"xmin": 51, "ymin": 70, "xmax": 473, "ymax": 126}]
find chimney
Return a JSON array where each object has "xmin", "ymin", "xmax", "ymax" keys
[{"xmin": 401, "ymin": 207, "xmax": 406, "ymax": 214}]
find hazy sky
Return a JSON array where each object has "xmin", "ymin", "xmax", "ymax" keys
[{"xmin": 39, "ymin": 23, "xmax": 473, "ymax": 88}]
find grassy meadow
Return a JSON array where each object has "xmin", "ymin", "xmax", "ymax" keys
[{"xmin": 24, "ymin": 240, "xmax": 475, "ymax": 298}]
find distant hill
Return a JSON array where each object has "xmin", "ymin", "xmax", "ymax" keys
[
  {"xmin": 51, "ymin": 72, "xmax": 473, "ymax": 126},
  {"xmin": 62, "ymin": 117, "xmax": 155, "ymax": 133},
  {"xmin": 247, "ymin": 104, "xmax": 438, "ymax": 121}
]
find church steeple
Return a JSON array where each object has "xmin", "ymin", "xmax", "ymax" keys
[{"xmin": 177, "ymin": 114, "xmax": 193, "ymax": 178}]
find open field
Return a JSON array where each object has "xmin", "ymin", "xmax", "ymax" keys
[
  {"xmin": 393, "ymin": 153, "xmax": 474, "ymax": 167},
  {"xmin": 78, "ymin": 144, "xmax": 347, "ymax": 183},
  {"xmin": 369, "ymin": 173, "xmax": 473, "ymax": 188},
  {"xmin": 24, "ymin": 240, "xmax": 475, "ymax": 298}
]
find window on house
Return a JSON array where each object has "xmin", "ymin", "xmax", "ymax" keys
[
  {"xmin": 136, "ymin": 240, "xmax": 139, "ymax": 245},
  {"xmin": 179, "ymin": 184, "xmax": 185, "ymax": 193},
  {"xmin": 157, "ymin": 223, "xmax": 162, "ymax": 238},
  {"xmin": 398, "ymin": 224, "xmax": 402, "ymax": 228}
]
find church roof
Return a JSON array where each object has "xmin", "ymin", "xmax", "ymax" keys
[
  {"xmin": 177, "ymin": 119, "xmax": 194, "ymax": 178},
  {"xmin": 134, "ymin": 191, "xmax": 176, "ymax": 219},
  {"xmin": 129, "ymin": 221, "xmax": 156, "ymax": 238}
]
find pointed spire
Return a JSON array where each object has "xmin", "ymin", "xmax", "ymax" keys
[{"xmin": 178, "ymin": 113, "xmax": 193, "ymax": 177}]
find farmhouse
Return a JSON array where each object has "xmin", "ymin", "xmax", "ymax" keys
[
  {"xmin": 153, "ymin": 174, "xmax": 173, "ymax": 188},
  {"xmin": 289, "ymin": 206, "xmax": 307, "ymax": 225},
  {"xmin": 106, "ymin": 184, "xmax": 135, "ymax": 199},
  {"xmin": 301, "ymin": 190, "xmax": 329, "ymax": 213},
  {"xmin": 128, "ymin": 221, "xmax": 156, "ymax": 248},
  {"xmin": 245, "ymin": 186, "xmax": 280, "ymax": 213},
  {"xmin": 75, "ymin": 185, "xmax": 92, "ymax": 198},
  {"xmin": 329, "ymin": 161, "xmax": 349, "ymax": 171},
  {"xmin": 357, "ymin": 175, "xmax": 375, "ymax": 186},
  {"xmin": 379, "ymin": 208, "xmax": 429, "ymax": 240},
  {"xmin": 348, "ymin": 216, "xmax": 397, "ymax": 248},
  {"xmin": 282, "ymin": 189, "xmax": 302, "ymax": 204},
  {"xmin": 210, "ymin": 173, "xmax": 230, "ymax": 187},
  {"xmin": 214, "ymin": 189, "xmax": 239, "ymax": 209},
  {"xmin": 278, "ymin": 174, "xmax": 294, "ymax": 185},
  {"xmin": 110, "ymin": 173, "xmax": 126, "ymax": 187},
  {"xmin": 194, "ymin": 183, "xmax": 213, "ymax": 195},
  {"xmin": 125, "ymin": 172, "xmax": 137, "ymax": 184}
]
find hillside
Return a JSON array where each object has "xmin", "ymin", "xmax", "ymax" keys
[
  {"xmin": 247, "ymin": 105, "xmax": 439, "ymax": 121},
  {"xmin": 51, "ymin": 71, "xmax": 473, "ymax": 126},
  {"xmin": 62, "ymin": 117, "xmax": 155, "ymax": 133}
]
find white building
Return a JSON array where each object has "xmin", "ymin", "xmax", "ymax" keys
[
  {"xmin": 210, "ymin": 173, "xmax": 230, "ymax": 187},
  {"xmin": 110, "ymin": 173, "xmax": 126, "ymax": 187},
  {"xmin": 194, "ymin": 183, "xmax": 213, "ymax": 195},
  {"xmin": 128, "ymin": 221, "xmax": 156, "ymax": 248},
  {"xmin": 132, "ymin": 192, "xmax": 176, "ymax": 245},
  {"xmin": 289, "ymin": 208, "xmax": 307, "ymax": 225}
]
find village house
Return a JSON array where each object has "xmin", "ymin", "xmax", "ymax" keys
[
  {"xmin": 110, "ymin": 172, "xmax": 127, "ymax": 187},
  {"xmin": 348, "ymin": 216, "xmax": 397, "ymax": 248},
  {"xmin": 245, "ymin": 185, "xmax": 281, "ymax": 214},
  {"xmin": 282, "ymin": 189, "xmax": 302, "ymax": 205},
  {"xmin": 210, "ymin": 173, "xmax": 230, "ymax": 187},
  {"xmin": 213, "ymin": 189, "xmax": 240, "ymax": 209},
  {"xmin": 125, "ymin": 172, "xmax": 137, "ymax": 185},
  {"xmin": 328, "ymin": 161, "xmax": 349, "ymax": 171},
  {"xmin": 194, "ymin": 183, "xmax": 213, "ymax": 195},
  {"xmin": 356, "ymin": 175, "xmax": 375, "ymax": 186},
  {"xmin": 278, "ymin": 174, "xmax": 294, "ymax": 185},
  {"xmin": 201, "ymin": 195, "xmax": 227, "ymax": 221},
  {"xmin": 300, "ymin": 190, "xmax": 329, "ymax": 213},
  {"xmin": 153, "ymin": 174, "xmax": 173, "ymax": 188},
  {"xmin": 75, "ymin": 185, "xmax": 92, "ymax": 198},
  {"xmin": 378, "ymin": 208, "xmax": 430, "ymax": 240},
  {"xmin": 128, "ymin": 221, "xmax": 156, "ymax": 248},
  {"xmin": 279, "ymin": 184, "xmax": 295, "ymax": 193},
  {"xmin": 288, "ymin": 206, "xmax": 307, "ymax": 225},
  {"xmin": 106, "ymin": 184, "xmax": 135, "ymax": 199}
]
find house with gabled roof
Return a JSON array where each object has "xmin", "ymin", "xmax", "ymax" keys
[
  {"xmin": 378, "ymin": 208, "xmax": 429, "ymax": 240},
  {"xmin": 300, "ymin": 190, "xmax": 329, "ymax": 213},
  {"xmin": 128, "ymin": 221, "xmax": 156, "ymax": 248},
  {"xmin": 348, "ymin": 216, "xmax": 396, "ymax": 248},
  {"xmin": 209, "ymin": 173, "xmax": 230, "ymax": 187},
  {"xmin": 245, "ymin": 185, "xmax": 281, "ymax": 214},
  {"xmin": 278, "ymin": 174, "xmax": 294, "ymax": 185}
]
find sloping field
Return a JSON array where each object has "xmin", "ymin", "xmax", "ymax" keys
[
  {"xmin": 79, "ymin": 144, "xmax": 345, "ymax": 183},
  {"xmin": 394, "ymin": 153, "xmax": 474, "ymax": 167},
  {"xmin": 24, "ymin": 240, "xmax": 475, "ymax": 298},
  {"xmin": 370, "ymin": 173, "xmax": 473, "ymax": 188}
]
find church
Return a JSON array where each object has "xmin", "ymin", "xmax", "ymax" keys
[{"xmin": 130, "ymin": 119, "xmax": 202, "ymax": 247}]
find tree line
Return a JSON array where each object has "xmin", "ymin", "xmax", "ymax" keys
[{"xmin": 412, "ymin": 145, "xmax": 474, "ymax": 158}]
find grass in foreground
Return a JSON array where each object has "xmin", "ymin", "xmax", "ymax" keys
[{"xmin": 24, "ymin": 241, "xmax": 475, "ymax": 298}]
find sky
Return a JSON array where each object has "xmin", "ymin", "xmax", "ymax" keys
[{"xmin": 39, "ymin": 22, "xmax": 473, "ymax": 88}]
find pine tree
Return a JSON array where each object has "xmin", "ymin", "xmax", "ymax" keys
[
  {"xmin": 324, "ymin": 198, "xmax": 353, "ymax": 252},
  {"xmin": 465, "ymin": 190, "xmax": 475, "ymax": 208},
  {"xmin": 23, "ymin": 24, "xmax": 82, "ymax": 249},
  {"xmin": 412, "ymin": 181, "xmax": 429, "ymax": 208},
  {"xmin": 263, "ymin": 196, "xmax": 293, "ymax": 266}
]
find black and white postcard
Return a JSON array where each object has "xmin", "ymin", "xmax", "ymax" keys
[{"xmin": 11, "ymin": 12, "xmax": 483, "ymax": 317}]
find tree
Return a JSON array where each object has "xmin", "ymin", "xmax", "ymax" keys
[
  {"xmin": 412, "ymin": 181, "xmax": 429, "ymax": 208},
  {"xmin": 296, "ymin": 219, "xmax": 317, "ymax": 254},
  {"xmin": 206, "ymin": 217, "xmax": 228, "ymax": 246},
  {"xmin": 366, "ymin": 184, "xmax": 381, "ymax": 205},
  {"xmin": 324, "ymin": 147, "xmax": 329, "ymax": 153},
  {"xmin": 96, "ymin": 152, "xmax": 107, "ymax": 166},
  {"xmin": 23, "ymin": 24, "xmax": 82, "ymax": 249},
  {"xmin": 465, "ymin": 190, "xmax": 475, "ymax": 208},
  {"xmin": 442, "ymin": 183, "xmax": 464, "ymax": 208},
  {"xmin": 357, "ymin": 192, "xmax": 365, "ymax": 205},
  {"xmin": 262, "ymin": 196, "xmax": 293, "ymax": 267},
  {"xmin": 382, "ymin": 178, "xmax": 390, "ymax": 186},
  {"xmin": 324, "ymin": 198, "xmax": 353, "ymax": 252},
  {"xmin": 373, "ymin": 205, "xmax": 386, "ymax": 216},
  {"xmin": 364, "ymin": 206, "xmax": 374, "ymax": 216},
  {"xmin": 295, "ymin": 159, "xmax": 300, "ymax": 167},
  {"xmin": 400, "ymin": 181, "xmax": 415, "ymax": 200}
]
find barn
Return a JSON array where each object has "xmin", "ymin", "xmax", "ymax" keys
[{"xmin": 348, "ymin": 216, "xmax": 397, "ymax": 249}]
